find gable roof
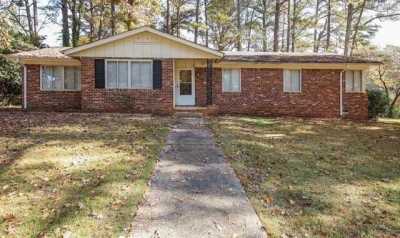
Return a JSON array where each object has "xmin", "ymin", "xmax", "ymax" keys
[
  {"xmin": 63, "ymin": 26, "xmax": 223, "ymax": 58},
  {"xmin": 222, "ymin": 51, "xmax": 382, "ymax": 64}
]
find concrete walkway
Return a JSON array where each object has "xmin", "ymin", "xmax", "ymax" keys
[{"xmin": 130, "ymin": 116, "xmax": 266, "ymax": 238}]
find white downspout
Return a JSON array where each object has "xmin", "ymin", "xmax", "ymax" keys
[
  {"xmin": 339, "ymin": 70, "xmax": 344, "ymax": 117},
  {"xmin": 23, "ymin": 65, "xmax": 27, "ymax": 110},
  {"xmin": 172, "ymin": 60, "xmax": 176, "ymax": 109}
]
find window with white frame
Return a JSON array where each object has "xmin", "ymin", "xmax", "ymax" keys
[
  {"xmin": 345, "ymin": 70, "xmax": 364, "ymax": 92},
  {"xmin": 106, "ymin": 60, "xmax": 152, "ymax": 89},
  {"xmin": 41, "ymin": 66, "xmax": 80, "ymax": 91},
  {"xmin": 222, "ymin": 69, "xmax": 241, "ymax": 92},
  {"xmin": 283, "ymin": 69, "xmax": 301, "ymax": 92}
]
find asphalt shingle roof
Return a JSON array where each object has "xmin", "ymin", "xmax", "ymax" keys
[
  {"xmin": 9, "ymin": 47, "xmax": 72, "ymax": 60},
  {"xmin": 8, "ymin": 47, "xmax": 381, "ymax": 64},
  {"xmin": 222, "ymin": 51, "xmax": 381, "ymax": 64}
]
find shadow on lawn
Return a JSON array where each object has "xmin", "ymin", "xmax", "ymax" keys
[
  {"xmin": 221, "ymin": 117, "xmax": 400, "ymax": 184},
  {"xmin": 0, "ymin": 112, "xmax": 168, "ymax": 237},
  {"xmin": 212, "ymin": 116, "xmax": 400, "ymax": 237}
]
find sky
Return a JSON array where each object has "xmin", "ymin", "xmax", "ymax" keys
[{"xmin": 371, "ymin": 21, "xmax": 400, "ymax": 48}]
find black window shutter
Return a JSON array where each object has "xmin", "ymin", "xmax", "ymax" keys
[
  {"xmin": 153, "ymin": 60, "xmax": 162, "ymax": 89},
  {"xmin": 95, "ymin": 59, "xmax": 105, "ymax": 88}
]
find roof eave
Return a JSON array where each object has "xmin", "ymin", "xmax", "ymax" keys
[{"xmin": 6, "ymin": 55, "xmax": 81, "ymax": 66}]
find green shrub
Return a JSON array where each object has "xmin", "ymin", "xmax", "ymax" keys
[
  {"xmin": 0, "ymin": 56, "xmax": 21, "ymax": 106},
  {"xmin": 392, "ymin": 106, "xmax": 400, "ymax": 118},
  {"xmin": 367, "ymin": 90, "xmax": 389, "ymax": 118}
]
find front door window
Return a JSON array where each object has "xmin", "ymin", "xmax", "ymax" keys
[
  {"xmin": 176, "ymin": 69, "xmax": 195, "ymax": 106},
  {"xmin": 179, "ymin": 70, "xmax": 192, "ymax": 95}
]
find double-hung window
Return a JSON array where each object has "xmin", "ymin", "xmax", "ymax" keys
[
  {"xmin": 41, "ymin": 66, "xmax": 80, "ymax": 91},
  {"xmin": 222, "ymin": 69, "xmax": 241, "ymax": 92},
  {"xmin": 283, "ymin": 69, "xmax": 301, "ymax": 93},
  {"xmin": 345, "ymin": 70, "xmax": 364, "ymax": 92},
  {"xmin": 106, "ymin": 60, "xmax": 152, "ymax": 89}
]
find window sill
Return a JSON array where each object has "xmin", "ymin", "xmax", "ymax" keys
[
  {"xmin": 40, "ymin": 89, "xmax": 81, "ymax": 92},
  {"xmin": 104, "ymin": 88, "xmax": 154, "ymax": 90},
  {"xmin": 222, "ymin": 91, "xmax": 241, "ymax": 93},
  {"xmin": 284, "ymin": 91, "xmax": 302, "ymax": 93}
]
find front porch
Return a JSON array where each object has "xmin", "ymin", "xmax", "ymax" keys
[{"xmin": 173, "ymin": 59, "xmax": 214, "ymax": 109}]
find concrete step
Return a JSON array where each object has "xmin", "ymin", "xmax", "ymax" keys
[{"xmin": 174, "ymin": 111, "xmax": 204, "ymax": 118}]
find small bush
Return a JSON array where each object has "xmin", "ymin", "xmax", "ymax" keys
[
  {"xmin": 368, "ymin": 90, "xmax": 389, "ymax": 118},
  {"xmin": 392, "ymin": 106, "xmax": 400, "ymax": 118},
  {"xmin": 0, "ymin": 56, "xmax": 21, "ymax": 106}
]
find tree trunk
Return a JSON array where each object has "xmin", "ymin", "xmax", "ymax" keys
[
  {"xmin": 194, "ymin": 0, "xmax": 200, "ymax": 43},
  {"xmin": 23, "ymin": 0, "xmax": 34, "ymax": 43},
  {"xmin": 262, "ymin": 0, "xmax": 267, "ymax": 51},
  {"xmin": 291, "ymin": 0, "xmax": 296, "ymax": 52},
  {"xmin": 176, "ymin": 6, "xmax": 181, "ymax": 37},
  {"xmin": 32, "ymin": 0, "xmax": 38, "ymax": 40},
  {"xmin": 315, "ymin": 19, "xmax": 327, "ymax": 52},
  {"xmin": 247, "ymin": 8, "xmax": 255, "ymax": 51},
  {"xmin": 273, "ymin": 0, "xmax": 280, "ymax": 52},
  {"xmin": 286, "ymin": 0, "xmax": 290, "ymax": 52},
  {"xmin": 111, "ymin": 0, "xmax": 116, "ymax": 36},
  {"xmin": 204, "ymin": 0, "xmax": 209, "ymax": 46},
  {"xmin": 88, "ymin": 0, "xmax": 95, "ymax": 41},
  {"xmin": 70, "ymin": 0, "xmax": 80, "ymax": 46},
  {"xmin": 236, "ymin": 0, "xmax": 242, "ymax": 50},
  {"xmin": 388, "ymin": 92, "xmax": 400, "ymax": 117},
  {"xmin": 313, "ymin": 0, "xmax": 320, "ymax": 52},
  {"xmin": 166, "ymin": 0, "xmax": 171, "ymax": 33},
  {"xmin": 350, "ymin": 0, "xmax": 367, "ymax": 56},
  {"xmin": 325, "ymin": 0, "xmax": 331, "ymax": 51},
  {"xmin": 77, "ymin": 0, "xmax": 83, "ymax": 40},
  {"xmin": 281, "ymin": 11, "xmax": 285, "ymax": 51},
  {"xmin": 344, "ymin": 3, "xmax": 353, "ymax": 56},
  {"xmin": 98, "ymin": 0, "xmax": 105, "ymax": 40},
  {"xmin": 61, "ymin": 0, "xmax": 70, "ymax": 46}
]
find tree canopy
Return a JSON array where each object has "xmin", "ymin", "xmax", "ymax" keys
[{"xmin": 1, "ymin": 0, "xmax": 399, "ymax": 55}]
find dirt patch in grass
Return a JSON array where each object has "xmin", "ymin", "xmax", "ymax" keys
[
  {"xmin": 211, "ymin": 117, "xmax": 400, "ymax": 238},
  {"xmin": 0, "ymin": 112, "xmax": 170, "ymax": 237}
]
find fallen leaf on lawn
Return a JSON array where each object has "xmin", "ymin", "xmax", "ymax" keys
[
  {"xmin": 3, "ymin": 213, "xmax": 16, "ymax": 222},
  {"xmin": 263, "ymin": 196, "xmax": 273, "ymax": 205}
]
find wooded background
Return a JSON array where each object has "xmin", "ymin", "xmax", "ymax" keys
[{"xmin": 1, "ymin": 0, "xmax": 400, "ymax": 55}]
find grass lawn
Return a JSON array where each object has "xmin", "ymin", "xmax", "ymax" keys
[
  {"xmin": 0, "ymin": 112, "xmax": 170, "ymax": 237},
  {"xmin": 211, "ymin": 117, "xmax": 400, "ymax": 238}
]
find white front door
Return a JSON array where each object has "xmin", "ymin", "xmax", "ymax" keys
[{"xmin": 176, "ymin": 69, "xmax": 195, "ymax": 106}]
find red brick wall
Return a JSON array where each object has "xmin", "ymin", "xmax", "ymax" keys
[
  {"xmin": 25, "ymin": 61, "xmax": 368, "ymax": 120},
  {"xmin": 343, "ymin": 93, "xmax": 368, "ymax": 120},
  {"xmin": 195, "ymin": 69, "xmax": 208, "ymax": 107},
  {"xmin": 25, "ymin": 65, "xmax": 81, "ymax": 111},
  {"xmin": 80, "ymin": 58, "xmax": 173, "ymax": 115},
  {"xmin": 196, "ymin": 67, "xmax": 368, "ymax": 120}
]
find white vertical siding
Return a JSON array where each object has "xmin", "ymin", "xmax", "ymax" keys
[{"xmin": 72, "ymin": 32, "xmax": 216, "ymax": 59}]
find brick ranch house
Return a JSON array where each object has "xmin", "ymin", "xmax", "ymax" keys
[{"xmin": 9, "ymin": 26, "xmax": 380, "ymax": 120}]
